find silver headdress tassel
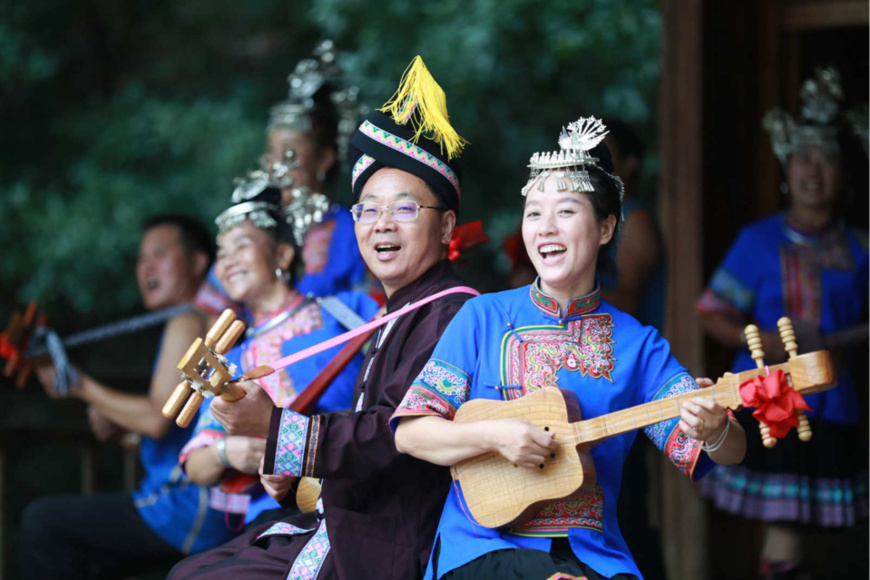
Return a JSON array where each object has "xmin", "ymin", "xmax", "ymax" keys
[
  {"xmin": 763, "ymin": 67, "xmax": 868, "ymax": 166},
  {"xmin": 281, "ymin": 185, "xmax": 331, "ymax": 247},
  {"xmin": 220, "ymin": 163, "xmax": 331, "ymax": 247},
  {"xmin": 267, "ymin": 40, "xmax": 365, "ymax": 160},
  {"xmin": 522, "ymin": 116, "xmax": 625, "ymax": 204}
]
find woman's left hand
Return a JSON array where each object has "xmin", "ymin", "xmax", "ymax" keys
[
  {"xmin": 224, "ymin": 436, "xmax": 267, "ymax": 474},
  {"xmin": 259, "ymin": 457, "xmax": 296, "ymax": 503},
  {"xmin": 679, "ymin": 396, "xmax": 728, "ymax": 443}
]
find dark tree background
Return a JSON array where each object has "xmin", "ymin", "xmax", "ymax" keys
[{"xmin": 0, "ymin": 0, "xmax": 660, "ymax": 331}]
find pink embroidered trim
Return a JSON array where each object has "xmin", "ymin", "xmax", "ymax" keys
[
  {"xmin": 359, "ymin": 120, "xmax": 461, "ymax": 196},
  {"xmin": 288, "ymin": 519, "xmax": 330, "ymax": 579},
  {"xmin": 510, "ymin": 485, "xmax": 605, "ymax": 536},
  {"xmin": 256, "ymin": 521, "xmax": 314, "ymax": 540},
  {"xmin": 351, "ymin": 154, "xmax": 377, "ymax": 190},
  {"xmin": 273, "ymin": 410, "xmax": 309, "ymax": 477}
]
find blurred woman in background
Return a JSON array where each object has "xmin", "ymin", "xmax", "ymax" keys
[
  {"xmin": 698, "ymin": 68, "xmax": 869, "ymax": 580},
  {"xmin": 195, "ymin": 41, "xmax": 375, "ymax": 321},
  {"xmin": 181, "ymin": 185, "xmax": 378, "ymax": 530}
]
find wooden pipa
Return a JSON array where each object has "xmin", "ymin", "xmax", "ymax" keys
[{"xmin": 451, "ymin": 348, "xmax": 836, "ymax": 530}]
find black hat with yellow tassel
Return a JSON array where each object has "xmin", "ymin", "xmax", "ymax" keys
[{"xmin": 349, "ymin": 56, "xmax": 468, "ymax": 215}]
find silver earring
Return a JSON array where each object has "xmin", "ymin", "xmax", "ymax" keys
[
  {"xmin": 780, "ymin": 182, "xmax": 790, "ymax": 196},
  {"xmin": 275, "ymin": 267, "xmax": 283, "ymax": 280},
  {"xmin": 316, "ymin": 169, "xmax": 326, "ymax": 182}
]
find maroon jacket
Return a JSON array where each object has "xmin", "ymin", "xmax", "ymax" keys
[{"xmin": 170, "ymin": 260, "xmax": 474, "ymax": 580}]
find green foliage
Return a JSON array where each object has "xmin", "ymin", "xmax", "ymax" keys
[
  {"xmin": 312, "ymin": 0, "xmax": 661, "ymax": 275},
  {"xmin": 0, "ymin": 0, "xmax": 660, "ymax": 328}
]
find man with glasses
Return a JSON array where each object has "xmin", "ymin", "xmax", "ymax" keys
[{"xmin": 169, "ymin": 56, "xmax": 476, "ymax": 580}]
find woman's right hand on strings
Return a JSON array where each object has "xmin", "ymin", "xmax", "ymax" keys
[
  {"xmin": 224, "ymin": 436, "xmax": 267, "ymax": 474},
  {"xmin": 487, "ymin": 418, "xmax": 559, "ymax": 469}
]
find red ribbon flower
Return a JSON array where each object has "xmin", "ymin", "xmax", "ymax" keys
[
  {"xmin": 449, "ymin": 220, "xmax": 490, "ymax": 262},
  {"xmin": 0, "ymin": 332, "xmax": 16, "ymax": 359},
  {"xmin": 738, "ymin": 369, "xmax": 812, "ymax": 439}
]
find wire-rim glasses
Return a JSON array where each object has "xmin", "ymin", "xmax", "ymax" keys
[{"xmin": 351, "ymin": 201, "xmax": 445, "ymax": 223}]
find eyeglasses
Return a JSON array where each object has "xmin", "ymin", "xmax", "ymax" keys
[{"xmin": 350, "ymin": 201, "xmax": 445, "ymax": 223}]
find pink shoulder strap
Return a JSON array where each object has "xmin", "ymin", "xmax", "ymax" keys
[{"xmin": 263, "ymin": 286, "xmax": 479, "ymax": 374}]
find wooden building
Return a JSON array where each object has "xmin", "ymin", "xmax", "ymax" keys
[{"xmin": 660, "ymin": 1, "xmax": 868, "ymax": 578}]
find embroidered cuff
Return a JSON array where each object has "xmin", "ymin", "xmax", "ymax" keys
[
  {"xmin": 696, "ymin": 289, "xmax": 744, "ymax": 320},
  {"xmin": 264, "ymin": 407, "xmax": 307, "ymax": 477},
  {"xmin": 264, "ymin": 407, "xmax": 320, "ymax": 478},
  {"xmin": 644, "ymin": 374, "xmax": 715, "ymax": 481},
  {"xmin": 697, "ymin": 269, "xmax": 754, "ymax": 315},
  {"xmin": 389, "ymin": 386, "xmax": 455, "ymax": 432},
  {"xmin": 389, "ymin": 359, "xmax": 471, "ymax": 432}
]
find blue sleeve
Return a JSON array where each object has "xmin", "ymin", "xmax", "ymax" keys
[
  {"xmin": 333, "ymin": 290, "xmax": 381, "ymax": 323},
  {"xmin": 697, "ymin": 227, "xmax": 764, "ymax": 317},
  {"xmin": 635, "ymin": 326, "xmax": 716, "ymax": 481},
  {"xmin": 297, "ymin": 210, "xmax": 367, "ymax": 298}
]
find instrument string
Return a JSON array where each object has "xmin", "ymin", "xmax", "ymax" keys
[{"xmin": 576, "ymin": 384, "xmax": 739, "ymax": 442}]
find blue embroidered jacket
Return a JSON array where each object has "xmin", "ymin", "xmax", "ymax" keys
[
  {"xmin": 391, "ymin": 282, "xmax": 714, "ymax": 579},
  {"xmin": 698, "ymin": 213, "xmax": 869, "ymax": 425}
]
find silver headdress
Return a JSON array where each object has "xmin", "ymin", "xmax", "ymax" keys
[
  {"xmin": 281, "ymin": 185, "xmax": 331, "ymax": 247},
  {"xmin": 763, "ymin": 67, "xmax": 868, "ymax": 165},
  {"xmin": 267, "ymin": 40, "xmax": 365, "ymax": 160},
  {"xmin": 522, "ymin": 116, "xmax": 625, "ymax": 203},
  {"xmin": 218, "ymin": 165, "xmax": 331, "ymax": 247},
  {"xmin": 215, "ymin": 197, "xmax": 281, "ymax": 241}
]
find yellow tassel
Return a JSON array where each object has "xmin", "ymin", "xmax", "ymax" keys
[{"xmin": 379, "ymin": 56, "xmax": 469, "ymax": 160}]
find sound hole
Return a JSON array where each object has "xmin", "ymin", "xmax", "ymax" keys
[
  {"xmin": 539, "ymin": 464, "xmax": 545, "ymax": 469},
  {"xmin": 544, "ymin": 426, "xmax": 549, "ymax": 431}
]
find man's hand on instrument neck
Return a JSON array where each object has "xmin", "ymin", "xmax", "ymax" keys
[
  {"xmin": 87, "ymin": 405, "xmax": 126, "ymax": 441},
  {"xmin": 211, "ymin": 379, "xmax": 274, "ymax": 438},
  {"xmin": 34, "ymin": 362, "xmax": 82, "ymax": 399}
]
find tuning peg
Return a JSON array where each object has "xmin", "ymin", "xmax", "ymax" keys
[
  {"xmin": 162, "ymin": 380, "xmax": 192, "ymax": 419},
  {"xmin": 744, "ymin": 324, "xmax": 765, "ymax": 369},
  {"xmin": 759, "ymin": 422, "xmax": 777, "ymax": 448},
  {"xmin": 744, "ymin": 324, "xmax": 778, "ymax": 447},
  {"xmin": 777, "ymin": 317, "xmax": 812, "ymax": 442},
  {"xmin": 777, "ymin": 317, "xmax": 799, "ymax": 358},
  {"xmin": 796, "ymin": 411, "xmax": 812, "ymax": 442}
]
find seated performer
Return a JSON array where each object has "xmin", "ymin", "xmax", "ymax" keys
[
  {"xmin": 195, "ymin": 41, "xmax": 373, "ymax": 320},
  {"xmin": 19, "ymin": 215, "xmax": 241, "ymax": 580},
  {"xmin": 168, "ymin": 56, "xmax": 476, "ymax": 580},
  {"xmin": 391, "ymin": 117, "xmax": 747, "ymax": 580},
  {"xmin": 180, "ymin": 185, "xmax": 378, "ymax": 528}
]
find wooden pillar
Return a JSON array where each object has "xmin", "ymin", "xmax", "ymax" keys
[{"xmin": 658, "ymin": 1, "xmax": 706, "ymax": 579}]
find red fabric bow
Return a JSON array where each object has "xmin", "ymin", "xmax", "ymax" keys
[
  {"xmin": 738, "ymin": 369, "xmax": 812, "ymax": 439},
  {"xmin": 449, "ymin": 220, "xmax": 490, "ymax": 262},
  {"xmin": 0, "ymin": 333, "xmax": 14, "ymax": 359}
]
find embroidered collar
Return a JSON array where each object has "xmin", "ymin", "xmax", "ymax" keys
[
  {"xmin": 529, "ymin": 279, "xmax": 601, "ymax": 319},
  {"xmin": 251, "ymin": 291, "xmax": 306, "ymax": 328},
  {"xmin": 781, "ymin": 213, "xmax": 843, "ymax": 248}
]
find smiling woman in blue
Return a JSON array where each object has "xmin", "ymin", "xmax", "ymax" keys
[
  {"xmin": 392, "ymin": 117, "xmax": 746, "ymax": 580},
  {"xmin": 180, "ymin": 186, "xmax": 378, "ymax": 530}
]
